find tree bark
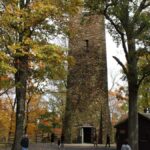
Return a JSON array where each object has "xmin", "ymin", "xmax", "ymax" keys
[
  {"xmin": 12, "ymin": 56, "xmax": 28, "ymax": 150},
  {"xmin": 62, "ymin": 78, "xmax": 74, "ymax": 143},
  {"xmin": 127, "ymin": 37, "xmax": 138, "ymax": 150},
  {"xmin": 128, "ymin": 89, "xmax": 138, "ymax": 150},
  {"xmin": 8, "ymin": 99, "xmax": 16, "ymax": 142},
  {"xmin": 12, "ymin": 1, "xmax": 29, "ymax": 149}
]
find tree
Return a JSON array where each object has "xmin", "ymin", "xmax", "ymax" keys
[
  {"xmin": 138, "ymin": 78, "xmax": 150, "ymax": 111},
  {"xmin": 0, "ymin": 52, "xmax": 16, "ymax": 96},
  {"xmin": 138, "ymin": 55, "xmax": 150, "ymax": 111},
  {"xmin": 84, "ymin": 0, "xmax": 150, "ymax": 150},
  {"xmin": 0, "ymin": 0, "xmax": 82, "ymax": 149},
  {"xmin": 0, "ymin": 98, "xmax": 13, "ymax": 142},
  {"xmin": 46, "ymin": 80, "xmax": 67, "ymax": 121}
]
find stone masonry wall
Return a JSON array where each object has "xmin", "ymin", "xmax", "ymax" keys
[{"xmin": 63, "ymin": 9, "xmax": 111, "ymax": 143}]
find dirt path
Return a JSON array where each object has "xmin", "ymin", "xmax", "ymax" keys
[{"xmin": 0, "ymin": 143, "xmax": 116, "ymax": 150}]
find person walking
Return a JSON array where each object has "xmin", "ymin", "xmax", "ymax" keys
[
  {"xmin": 20, "ymin": 134, "xmax": 29, "ymax": 150},
  {"xmin": 57, "ymin": 133, "xmax": 65, "ymax": 149},
  {"xmin": 57, "ymin": 138, "xmax": 61, "ymax": 149},
  {"xmin": 121, "ymin": 140, "xmax": 132, "ymax": 150},
  {"xmin": 60, "ymin": 133, "xmax": 65, "ymax": 149},
  {"xmin": 105, "ymin": 134, "xmax": 110, "ymax": 148}
]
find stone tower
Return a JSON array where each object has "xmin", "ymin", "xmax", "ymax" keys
[{"xmin": 63, "ymin": 9, "xmax": 111, "ymax": 143}]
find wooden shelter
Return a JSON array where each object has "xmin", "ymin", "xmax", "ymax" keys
[{"xmin": 114, "ymin": 113, "xmax": 150, "ymax": 150}]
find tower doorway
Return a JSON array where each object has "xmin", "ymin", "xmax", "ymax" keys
[
  {"xmin": 83, "ymin": 127, "xmax": 92, "ymax": 143},
  {"xmin": 78, "ymin": 125, "xmax": 95, "ymax": 143}
]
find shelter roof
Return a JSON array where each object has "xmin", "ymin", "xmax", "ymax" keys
[{"xmin": 114, "ymin": 112, "xmax": 150, "ymax": 128}]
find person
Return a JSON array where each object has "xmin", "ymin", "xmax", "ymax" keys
[
  {"xmin": 93, "ymin": 133, "xmax": 98, "ymax": 147},
  {"xmin": 20, "ymin": 134, "xmax": 29, "ymax": 150},
  {"xmin": 121, "ymin": 140, "xmax": 132, "ymax": 150},
  {"xmin": 57, "ymin": 133, "xmax": 65, "ymax": 149},
  {"xmin": 105, "ymin": 134, "xmax": 110, "ymax": 147},
  {"xmin": 60, "ymin": 133, "xmax": 65, "ymax": 149},
  {"xmin": 51, "ymin": 133, "xmax": 55, "ymax": 145},
  {"xmin": 57, "ymin": 138, "xmax": 61, "ymax": 149}
]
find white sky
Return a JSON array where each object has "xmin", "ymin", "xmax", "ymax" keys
[{"xmin": 106, "ymin": 31, "xmax": 126, "ymax": 90}]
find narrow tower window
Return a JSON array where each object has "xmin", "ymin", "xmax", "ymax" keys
[{"xmin": 85, "ymin": 40, "xmax": 89, "ymax": 52}]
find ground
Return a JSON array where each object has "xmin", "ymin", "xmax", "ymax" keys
[{"xmin": 0, "ymin": 143, "xmax": 116, "ymax": 150}]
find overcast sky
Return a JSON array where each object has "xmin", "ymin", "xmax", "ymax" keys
[{"xmin": 106, "ymin": 31, "xmax": 126, "ymax": 90}]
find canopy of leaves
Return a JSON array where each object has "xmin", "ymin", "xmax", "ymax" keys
[
  {"xmin": 85, "ymin": 0, "xmax": 150, "ymax": 86},
  {"xmin": 0, "ymin": 0, "xmax": 82, "ymax": 94},
  {"xmin": 138, "ymin": 55, "xmax": 150, "ymax": 111}
]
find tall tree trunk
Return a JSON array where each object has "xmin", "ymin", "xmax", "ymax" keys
[
  {"xmin": 62, "ymin": 81, "xmax": 74, "ymax": 143},
  {"xmin": 12, "ymin": 22, "xmax": 28, "ymax": 150},
  {"xmin": 128, "ymin": 89, "xmax": 138, "ymax": 150},
  {"xmin": 24, "ymin": 104, "xmax": 29, "ymax": 134},
  {"xmin": 12, "ymin": 1, "xmax": 30, "ymax": 149},
  {"xmin": 127, "ymin": 37, "xmax": 138, "ymax": 150},
  {"xmin": 12, "ymin": 56, "xmax": 28, "ymax": 150},
  {"xmin": 8, "ymin": 99, "xmax": 16, "ymax": 142},
  {"xmin": 24, "ymin": 97, "xmax": 31, "ymax": 134}
]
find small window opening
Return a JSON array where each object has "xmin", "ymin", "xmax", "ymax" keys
[{"xmin": 85, "ymin": 40, "xmax": 89, "ymax": 52}]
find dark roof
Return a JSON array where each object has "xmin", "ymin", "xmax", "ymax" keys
[
  {"xmin": 139, "ymin": 112, "xmax": 150, "ymax": 120},
  {"xmin": 114, "ymin": 113, "xmax": 150, "ymax": 128}
]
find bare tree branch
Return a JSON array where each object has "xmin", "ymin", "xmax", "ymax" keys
[
  {"xmin": 113, "ymin": 56, "xmax": 128, "ymax": 77},
  {"xmin": 0, "ymin": 88, "xmax": 12, "ymax": 96}
]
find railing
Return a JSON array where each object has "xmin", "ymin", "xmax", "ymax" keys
[{"xmin": 0, "ymin": 143, "xmax": 12, "ymax": 150}]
